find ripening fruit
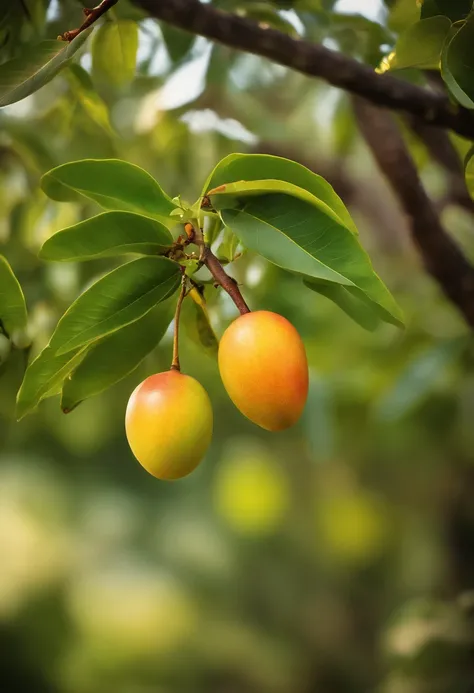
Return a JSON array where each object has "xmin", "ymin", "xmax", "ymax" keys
[
  {"xmin": 218, "ymin": 311, "xmax": 308, "ymax": 431},
  {"xmin": 125, "ymin": 370, "xmax": 213, "ymax": 480}
]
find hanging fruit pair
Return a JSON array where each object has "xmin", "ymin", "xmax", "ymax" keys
[{"xmin": 126, "ymin": 294, "xmax": 308, "ymax": 481}]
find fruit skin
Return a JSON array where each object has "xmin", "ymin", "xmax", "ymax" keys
[
  {"xmin": 218, "ymin": 311, "xmax": 308, "ymax": 431},
  {"xmin": 125, "ymin": 370, "xmax": 213, "ymax": 480}
]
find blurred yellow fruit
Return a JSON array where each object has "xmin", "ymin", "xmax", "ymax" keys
[
  {"xmin": 67, "ymin": 566, "xmax": 196, "ymax": 660},
  {"xmin": 213, "ymin": 442, "xmax": 289, "ymax": 535},
  {"xmin": 316, "ymin": 490, "xmax": 390, "ymax": 566}
]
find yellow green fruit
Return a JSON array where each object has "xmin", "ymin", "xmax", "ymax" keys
[
  {"xmin": 218, "ymin": 310, "xmax": 309, "ymax": 431},
  {"xmin": 125, "ymin": 370, "xmax": 213, "ymax": 479}
]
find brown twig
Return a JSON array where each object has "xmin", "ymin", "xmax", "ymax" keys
[
  {"xmin": 202, "ymin": 246, "xmax": 250, "ymax": 315},
  {"xmin": 59, "ymin": 0, "xmax": 119, "ymax": 42},
  {"xmin": 353, "ymin": 97, "xmax": 474, "ymax": 329},
  {"xmin": 170, "ymin": 273, "xmax": 188, "ymax": 371},
  {"xmin": 133, "ymin": 0, "xmax": 474, "ymax": 140}
]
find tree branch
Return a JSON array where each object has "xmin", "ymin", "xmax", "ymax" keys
[
  {"xmin": 352, "ymin": 97, "xmax": 474, "ymax": 329},
  {"xmin": 60, "ymin": 0, "xmax": 119, "ymax": 41},
  {"xmin": 134, "ymin": 0, "xmax": 474, "ymax": 140}
]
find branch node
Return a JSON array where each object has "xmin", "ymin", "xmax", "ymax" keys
[{"xmin": 59, "ymin": 0, "xmax": 119, "ymax": 42}]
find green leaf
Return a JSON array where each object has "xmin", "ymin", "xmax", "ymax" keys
[
  {"xmin": 60, "ymin": 299, "xmax": 174, "ymax": 412},
  {"xmin": 92, "ymin": 20, "xmax": 138, "ymax": 87},
  {"xmin": 0, "ymin": 29, "xmax": 92, "ymax": 107},
  {"xmin": 184, "ymin": 287, "xmax": 218, "ymax": 356},
  {"xmin": 67, "ymin": 64, "xmax": 113, "ymax": 134},
  {"xmin": 0, "ymin": 255, "xmax": 28, "ymax": 337},
  {"xmin": 420, "ymin": 0, "xmax": 472, "ymax": 22},
  {"xmin": 221, "ymin": 195, "xmax": 403, "ymax": 327},
  {"xmin": 441, "ymin": 16, "xmax": 474, "ymax": 109},
  {"xmin": 49, "ymin": 257, "xmax": 180, "ymax": 356},
  {"xmin": 41, "ymin": 159, "xmax": 177, "ymax": 227},
  {"xmin": 160, "ymin": 23, "xmax": 196, "ymax": 64},
  {"xmin": 388, "ymin": 0, "xmax": 421, "ymax": 33},
  {"xmin": 375, "ymin": 338, "xmax": 465, "ymax": 421},
  {"xmin": 39, "ymin": 211, "xmax": 173, "ymax": 262},
  {"xmin": 16, "ymin": 345, "xmax": 87, "ymax": 420},
  {"xmin": 377, "ymin": 16, "xmax": 451, "ymax": 73},
  {"xmin": 209, "ymin": 178, "xmax": 346, "ymax": 226},
  {"xmin": 464, "ymin": 146, "xmax": 474, "ymax": 197},
  {"xmin": 304, "ymin": 281, "xmax": 382, "ymax": 331},
  {"xmin": 216, "ymin": 226, "xmax": 239, "ymax": 263},
  {"xmin": 203, "ymin": 153, "xmax": 358, "ymax": 235}
]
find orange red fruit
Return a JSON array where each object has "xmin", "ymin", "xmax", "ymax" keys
[{"xmin": 218, "ymin": 310, "xmax": 308, "ymax": 431}]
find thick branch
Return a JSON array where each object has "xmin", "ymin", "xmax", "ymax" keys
[
  {"xmin": 60, "ymin": 0, "xmax": 119, "ymax": 41},
  {"xmin": 134, "ymin": 0, "xmax": 474, "ymax": 140},
  {"xmin": 202, "ymin": 246, "xmax": 250, "ymax": 315},
  {"xmin": 353, "ymin": 97, "xmax": 474, "ymax": 329},
  {"xmin": 407, "ymin": 117, "xmax": 474, "ymax": 213}
]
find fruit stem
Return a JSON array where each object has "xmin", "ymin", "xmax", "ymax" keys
[
  {"xmin": 186, "ymin": 220, "xmax": 250, "ymax": 316},
  {"xmin": 202, "ymin": 245, "xmax": 250, "ymax": 316},
  {"xmin": 170, "ymin": 274, "xmax": 187, "ymax": 372}
]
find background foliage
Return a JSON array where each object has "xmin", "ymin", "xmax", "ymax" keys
[{"xmin": 1, "ymin": 1, "xmax": 474, "ymax": 692}]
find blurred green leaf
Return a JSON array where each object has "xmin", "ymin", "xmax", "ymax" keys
[
  {"xmin": 49, "ymin": 257, "xmax": 180, "ymax": 356},
  {"xmin": 303, "ymin": 373, "xmax": 334, "ymax": 461},
  {"xmin": 420, "ymin": 0, "xmax": 472, "ymax": 22},
  {"xmin": 41, "ymin": 159, "xmax": 177, "ymax": 226},
  {"xmin": 377, "ymin": 16, "xmax": 451, "ymax": 73},
  {"xmin": 160, "ymin": 23, "xmax": 196, "ymax": 64},
  {"xmin": 388, "ymin": 0, "xmax": 421, "ymax": 33},
  {"xmin": 92, "ymin": 20, "xmax": 138, "ymax": 87},
  {"xmin": 184, "ymin": 287, "xmax": 219, "ymax": 356},
  {"xmin": 464, "ymin": 145, "xmax": 474, "ymax": 197},
  {"xmin": 375, "ymin": 338, "xmax": 465, "ymax": 421},
  {"xmin": 0, "ymin": 29, "xmax": 92, "ymax": 107},
  {"xmin": 441, "ymin": 16, "xmax": 474, "ymax": 108},
  {"xmin": 0, "ymin": 332, "xmax": 11, "ymax": 366},
  {"xmin": 203, "ymin": 153, "xmax": 358, "ymax": 235},
  {"xmin": 222, "ymin": 195, "xmax": 404, "ymax": 327},
  {"xmin": 0, "ymin": 255, "xmax": 28, "ymax": 338},
  {"xmin": 61, "ymin": 299, "xmax": 175, "ymax": 412},
  {"xmin": 305, "ymin": 281, "xmax": 382, "ymax": 331},
  {"xmin": 40, "ymin": 211, "xmax": 173, "ymax": 262},
  {"xmin": 16, "ymin": 345, "xmax": 87, "ymax": 419},
  {"xmin": 5, "ymin": 121, "xmax": 57, "ymax": 172},
  {"xmin": 67, "ymin": 64, "xmax": 113, "ymax": 134}
]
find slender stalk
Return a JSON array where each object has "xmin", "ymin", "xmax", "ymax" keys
[{"xmin": 170, "ymin": 275, "xmax": 188, "ymax": 371}]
